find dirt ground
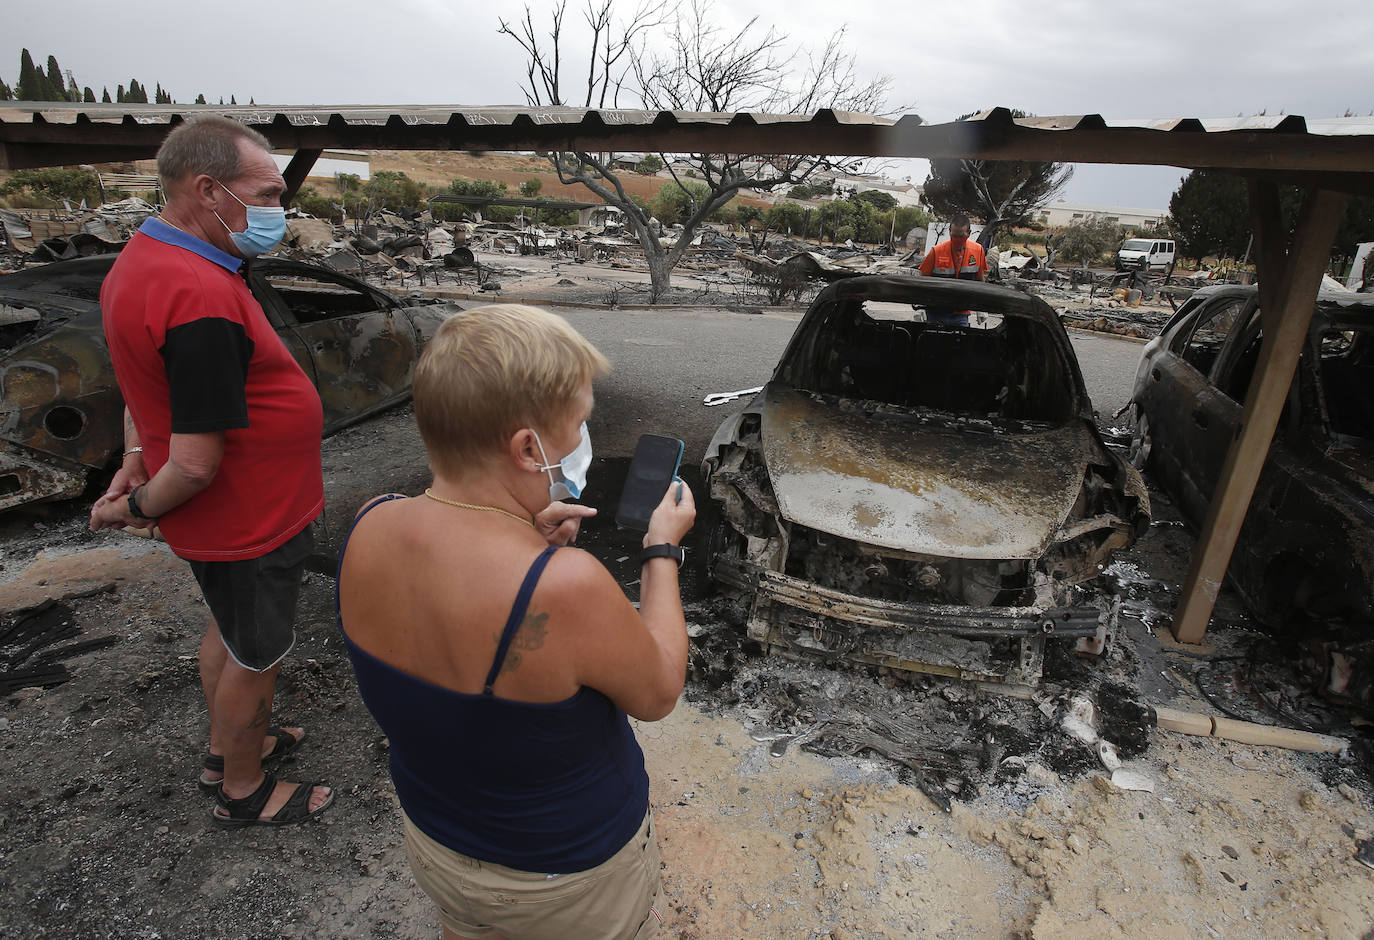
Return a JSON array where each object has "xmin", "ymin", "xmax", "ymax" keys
[{"xmin": 1, "ymin": 261, "xmax": 1372, "ymax": 938}]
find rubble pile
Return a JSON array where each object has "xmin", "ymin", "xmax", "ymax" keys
[{"xmin": 0, "ymin": 198, "xmax": 1268, "ymax": 339}]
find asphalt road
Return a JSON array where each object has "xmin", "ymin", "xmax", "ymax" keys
[{"xmin": 556, "ymin": 304, "xmax": 1148, "ymax": 464}]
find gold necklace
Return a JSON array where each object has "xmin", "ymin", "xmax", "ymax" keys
[{"xmin": 423, "ymin": 489, "xmax": 533, "ymax": 528}]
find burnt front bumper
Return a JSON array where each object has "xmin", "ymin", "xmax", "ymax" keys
[{"xmin": 715, "ymin": 556, "xmax": 1113, "ymax": 685}]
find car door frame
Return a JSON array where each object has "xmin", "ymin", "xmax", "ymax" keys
[{"xmin": 246, "ymin": 260, "xmax": 421, "ymax": 433}]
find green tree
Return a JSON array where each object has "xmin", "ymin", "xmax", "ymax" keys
[
  {"xmin": 650, "ymin": 180, "xmax": 714, "ymax": 226},
  {"xmin": 154, "ymin": 82, "xmax": 172, "ymax": 104},
  {"xmin": 82, "ymin": 87, "xmax": 95, "ymax": 103},
  {"xmin": 1055, "ymin": 213, "xmax": 1123, "ymax": 267},
  {"xmin": 519, "ymin": 178, "xmax": 543, "ymax": 198},
  {"xmin": 852, "ymin": 189, "xmax": 897, "ymax": 211},
  {"xmin": 635, "ymin": 154, "xmax": 664, "ymax": 175},
  {"xmin": 126, "ymin": 79, "xmax": 148, "ymax": 103},
  {"xmin": 195, "ymin": 93, "xmax": 207, "ymax": 104},
  {"xmin": 921, "ymin": 110, "xmax": 1072, "ymax": 249},
  {"xmin": 361, "ymin": 170, "xmax": 428, "ymax": 213},
  {"xmin": 1168, "ymin": 169, "xmax": 1251, "ymax": 264},
  {"xmin": 765, "ymin": 201, "xmax": 806, "ymax": 235},
  {"xmin": 893, "ymin": 205, "xmax": 932, "ymax": 240},
  {"xmin": 1333, "ymin": 195, "xmax": 1374, "ymax": 274},
  {"xmin": 291, "ymin": 185, "xmax": 342, "ymax": 221},
  {"xmin": 0, "ymin": 80, "xmax": 12, "ymax": 101},
  {"xmin": 786, "ymin": 179, "xmax": 834, "ymax": 200},
  {"xmin": 101, "ymin": 87, "xmax": 112, "ymax": 103},
  {"xmin": 17, "ymin": 49, "xmax": 42, "ymax": 100},
  {"xmin": 0, "ymin": 168, "xmax": 102, "ymax": 206},
  {"xmin": 44, "ymin": 55, "xmax": 66, "ymax": 100}
]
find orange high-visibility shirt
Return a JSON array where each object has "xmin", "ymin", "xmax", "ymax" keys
[
  {"xmin": 919, "ymin": 238, "xmax": 987, "ymax": 320},
  {"xmin": 918, "ymin": 238, "xmax": 987, "ymax": 280}
]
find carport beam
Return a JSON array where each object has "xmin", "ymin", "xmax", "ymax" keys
[
  {"xmin": 279, "ymin": 148, "xmax": 322, "ymax": 207},
  {"xmin": 1170, "ymin": 184, "xmax": 1347, "ymax": 643}
]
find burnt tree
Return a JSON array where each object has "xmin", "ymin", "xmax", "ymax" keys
[
  {"xmin": 499, "ymin": 0, "xmax": 894, "ymax": 302},
  {"xmin": 921, "ymin": 110, "xmax": 1072, "ymax": 250}
]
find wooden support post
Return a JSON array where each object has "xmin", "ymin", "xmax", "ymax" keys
[
  {"xmin": 279, "ymin": 148, "xmax": 323, "ymax": 206},
  {"xmin": 1170, "ymin": 186, "xmax": 1347, "ymax": 642}
]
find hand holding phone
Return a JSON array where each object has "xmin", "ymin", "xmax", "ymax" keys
[
  {"xmin": 645, "ymin": 477, "xmax": 695, "ymax": 548},
  {"xmin": 616, "ymin": 434, "xmax": 685, "ymax": 532}
]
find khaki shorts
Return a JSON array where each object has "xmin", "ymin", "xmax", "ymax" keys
[{"xmin": 403, "ymin": 809, "xmax": 664, "ymax": 940}]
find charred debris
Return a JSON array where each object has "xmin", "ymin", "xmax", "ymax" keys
[{"xmin": 3, "ymin": 200, "xmax": 1369, "ymax": 807}]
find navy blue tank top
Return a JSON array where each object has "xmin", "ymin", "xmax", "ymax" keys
[{"xmin": 336, "ymin": 495, "xmax": 649, "ymax": 872}]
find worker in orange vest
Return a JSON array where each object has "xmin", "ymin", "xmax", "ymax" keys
[{"xmin": 918, "ymin": 213, "xmax": 987, "ymax": 325}]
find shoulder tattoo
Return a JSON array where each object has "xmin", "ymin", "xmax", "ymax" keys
[{"xmin": 496, "ymin": 608, "xmax": 550, "ymax": 674}]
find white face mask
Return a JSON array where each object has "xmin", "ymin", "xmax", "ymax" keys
[{"xmin": 532, "ymin": 422, "xmax": 592, "ymax": 501}]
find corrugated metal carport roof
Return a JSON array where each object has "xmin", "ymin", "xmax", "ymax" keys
[{"xmin": 2, "ymin": 105, "xmax": 1372, "ymax": 192}]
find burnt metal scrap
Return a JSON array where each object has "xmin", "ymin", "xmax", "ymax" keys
[
  {"xmin": 701, "ymin": 275, "xmax": 1149, "ymax": 686},
  {"xmin": 0, "ymin": 254, "xmax": 464, "ymax": 512},
  {"xmin": 0, "ymin": 590, "xmax": 118, "ymax": 695}
]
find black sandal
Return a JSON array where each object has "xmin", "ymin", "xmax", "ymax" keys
[
  {"xmin": 212, "ymin": 771, "xmax": 334, "ymax": 828},
  {"xmin": 198, "ymin": 726, "xmax": 303, "ymax": 793}
]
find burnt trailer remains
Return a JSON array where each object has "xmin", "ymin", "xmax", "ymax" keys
[{"xmin": 702, "ymin": 275, "xmax": 1149, "ymax": 685}]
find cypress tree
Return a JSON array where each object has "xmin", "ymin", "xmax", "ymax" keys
[
  {"xmin": 0, "ymin": 80, "xmax": 12, "ymax": 101},
  {"xmin": 83, "ymin": 87, "xmax": 96, "ymax": 103},
  {"xmin": 17, "ymin": 49, "xmax": 40, "ymax": 100},
  {"xmin": 101, "ymin": 86, "xmax": 112, "ymax": 103},
  {"xmin": 195, "ymin": 93, "xmax": 207, "ymax": 104},
  {"xmin": 116, "ymin": 84, "xmax": 125, "ymax": 103},
  {"xmin": 230, "ymin": 94, "xmax": 237, "ymax": 105},
  {"xmin": 45, "ymin": 55, "xmax": 65, "ymax": 100}
]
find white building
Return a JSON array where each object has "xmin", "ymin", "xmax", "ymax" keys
[
  {"xmin": 1036, "ymin": 201, "xmax": 1166, "ymax": 229},
  {"xmin": 269, "ymin": 149, "xmax": 372, "ymax": 183}
]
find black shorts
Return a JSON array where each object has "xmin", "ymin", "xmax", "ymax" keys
[{"xmin": 188, "ymin": 526, "xmax": 313, "ymax": 672}]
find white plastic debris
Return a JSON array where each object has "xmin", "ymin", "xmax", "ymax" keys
[
  {"xmin": 1110, "ymin": 769, "xmax": 1156, "ymax": 793},
  {"xmin": 1096, "ymin": 739, "xmax": 1122, "ymax": 771},
  {"xmin": 1062, "ymin": 695, "xmax": 1098, "ymax": 744}
]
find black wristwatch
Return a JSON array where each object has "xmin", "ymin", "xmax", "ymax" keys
[
  {"xmin": 127, "ymin": 484, "xmax": 154, "ymax": 521},
  {"xmin": 640, "ymin": 543, "xmax": 685, "ymax": 567}
]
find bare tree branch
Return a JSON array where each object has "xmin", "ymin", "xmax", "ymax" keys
[{"xmin": 498, "ymin": 0, "xmax": 899, "ymax": 301}]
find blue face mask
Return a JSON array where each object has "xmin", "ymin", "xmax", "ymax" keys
[
  {"xmin": 214, "ymin": 178, "xmax": 287, "ymax": 257},
  {"xmin": 532, "ymin": 422, "xmax": 592, "ymax": 501}
]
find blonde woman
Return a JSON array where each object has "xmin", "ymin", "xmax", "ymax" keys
[{"xmin": 337, "ymin": 304, "xmax": 693, "ymax": 940}]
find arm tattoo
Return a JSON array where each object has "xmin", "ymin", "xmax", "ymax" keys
[{"xmin": 496, "ymin": 609, "xmax": 550, "ymax": 674}]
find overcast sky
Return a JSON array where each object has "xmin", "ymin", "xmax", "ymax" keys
[{"xmin": 5, "ymin": 0, "xmax": 1371, "ymax": 209}]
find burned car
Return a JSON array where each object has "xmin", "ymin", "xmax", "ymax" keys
[
  {"xmin": 0, "ymin": 255, "xmax": 462, "ymax": 511},
  {"xmin": 1129, "ymin": 285, "xmax": 1374, "ymax": 627},
  {"xmin": 701, "ymin": 275, "xmax": 1149, "ymax": 685}
]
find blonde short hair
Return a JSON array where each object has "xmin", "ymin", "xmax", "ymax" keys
[{"xmin": 414, "ymin": 305, "xmax": 610, "ymax": 477}]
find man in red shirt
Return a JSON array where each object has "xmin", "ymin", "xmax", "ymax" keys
[
  {"xmin": 918, "ymin": 213, "xmax": 987, "ymax": 325},
  {"xmin": 90, "ymin": 115, "xmax": 333, "ymax": 827}
]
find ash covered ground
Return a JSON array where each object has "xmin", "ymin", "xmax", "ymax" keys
[{"xmin": 1, "ymin": 277, "xmax": 1373, "ymax": 937}]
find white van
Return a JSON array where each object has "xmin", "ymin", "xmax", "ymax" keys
[{"xmin": 1117, "ymin": 238, "xmax": 1176, "ymax": 272}]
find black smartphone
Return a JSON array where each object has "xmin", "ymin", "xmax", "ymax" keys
[{"xmin": 616, "ymin": 434, "xmax": 685, "ymax": 531}]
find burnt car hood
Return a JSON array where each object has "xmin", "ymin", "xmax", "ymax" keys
[{"xmin": 759, "ymin": 384, "xmax": 1099, "ymax": 559}]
